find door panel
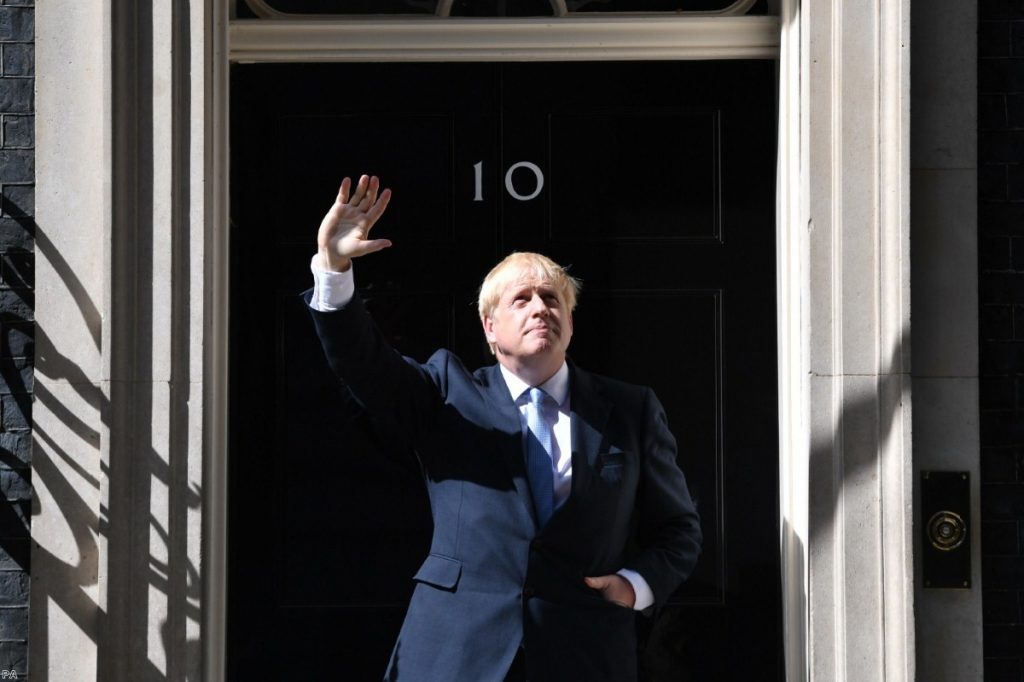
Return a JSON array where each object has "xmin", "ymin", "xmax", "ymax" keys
[
  {"xmin": 229, "ymin": 60, "xmax": 779, "ymax": 680},
  {"xmin": 549, "ymin": 111, "xmax": 720, "ymax": 242}
]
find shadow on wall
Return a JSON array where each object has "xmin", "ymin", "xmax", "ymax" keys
[
  {"xmin": 809, "ymin": 330, "xmax": 911, "ymax": 541},
  {"xmin": 802, "ymin": 326, "xmax": 912, "ymax": 673},
  {"xmin": 753, "ymin": 323, "xmax": 911, "ymax": 682},
  {"xmin": 25, "ymin": 0, "xmax": 204, "ymax": 676},
  {"xmin": 25, "ymin": 201, "xmax": 203, "ymax": 681}
]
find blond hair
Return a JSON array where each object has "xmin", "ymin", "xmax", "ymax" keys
[{"xmin": 478, "ymin": 252, "xmax": 581, "ymax": 353}]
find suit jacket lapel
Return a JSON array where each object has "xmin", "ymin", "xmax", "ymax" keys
[
  {"xmin": 568, "ymin": 363, "xmax": 612, "ymax": 499},
  {"xmin": 479, "ymin": 363, "xmax": 536, "ymax": 523}
]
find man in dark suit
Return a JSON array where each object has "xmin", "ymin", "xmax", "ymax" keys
[{"xmin": 306, "ymin": 174, "xmax": 702, "ymax": 682}]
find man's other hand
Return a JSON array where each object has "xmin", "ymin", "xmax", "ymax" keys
[
  {"xmin": 584, "ymin": 574, "xmax": 636, "ymax": 609},
  {"xmin": 317, "ymin": 174, "xmax": 393, "ymax": 272}
]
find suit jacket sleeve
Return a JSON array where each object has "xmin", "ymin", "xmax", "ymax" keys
[
  {"xmin": 627, "ymin": 387, "xmax": 703, "ymax": 605},
  {"xmin": 304, "ymin": 289, "xmax": 449, "ymax": 452}
]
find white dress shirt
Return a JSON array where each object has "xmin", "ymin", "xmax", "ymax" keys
[
  {"xmin": 309, "ymin": 257, "xmax": 654, "ymax": 610},
  {"xmin": 498, "ymin": 362, "xmax": 573, "ymax": 508}
]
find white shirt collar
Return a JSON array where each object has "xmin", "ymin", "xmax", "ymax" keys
[{"xmin": 498, "ymin": 361, "xmax": 570, "ymax": 407}]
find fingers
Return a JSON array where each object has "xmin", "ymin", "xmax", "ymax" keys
[
  {"xmin": 336, "ymin": 177, "xmax": 352, "ymax": 205},
  {"xmin": 343, "ymin": 174, "xmax": 385, "ymax": 213},
  {"xmin": 365, "ymin": 188, "xmax": 392, "ymax": 233},
  {"xmin": 584, "ymin": 576, "xmax": 611, "ymax": 589},
  {"xmin": 326, "ymin": 173, "xmax": 392, "ymax": 239},
  {"xmin": 358, "ymin": 176, "xmax": 379, "ymax": 211},
  {"xmin": 368, "ymin": 176, "xmax": 380, "ymax": 204},
  {"xmin": 349, "ymin": 174, "xmax": 370, "ymax": 207}
]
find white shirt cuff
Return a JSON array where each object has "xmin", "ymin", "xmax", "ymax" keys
[
  {"xmin": 617, "ymin": 568, "xmax": 655, "ymax": 611},
  {"xmin": 309, "ymin": 254, "xmax": 355, "ymax": 311}
]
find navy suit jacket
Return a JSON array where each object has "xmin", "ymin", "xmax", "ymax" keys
[{"xmin": 308, "ymin": 294, "xmax": 702, "ymax": 682}]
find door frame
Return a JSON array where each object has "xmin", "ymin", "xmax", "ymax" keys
[
  {"xmin": 31, "ymin": 2, "xmax": 914, "ymax": 681},
  {"xmin": 219, "ymin": 14, "xmax": 786, "ymax": 681}
]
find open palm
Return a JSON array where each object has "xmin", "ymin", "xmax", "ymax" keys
[{"xmin": 317, "ymin": 174, "xmax": 393, "ymax": 271}]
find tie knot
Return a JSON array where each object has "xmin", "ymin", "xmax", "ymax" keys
[{"xmin": 528, "ymin": 387, "xmax": 549, "ymax": 408}]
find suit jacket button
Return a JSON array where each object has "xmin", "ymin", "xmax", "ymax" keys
[{"xmin": 522, "ymin": 586, "xmax": 535, "ymax": 599}]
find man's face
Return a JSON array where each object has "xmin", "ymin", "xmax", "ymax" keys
[{"xmin": 482, "ymin": 275, "xmax": 574, "ymax": 368}]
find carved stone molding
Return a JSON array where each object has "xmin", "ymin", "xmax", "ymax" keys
[{"xmin": 229, "ymin": 16, "xmax": 780, "ymax": 62}]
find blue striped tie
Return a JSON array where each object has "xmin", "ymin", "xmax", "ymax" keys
[{"xmin": 525, "ymin": 387, "xmax": 555, "ymax": 526}]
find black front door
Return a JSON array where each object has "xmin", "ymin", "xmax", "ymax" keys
[{"xmin": 228, "ymin": 60, "xmax": 779, "ymax": 680}]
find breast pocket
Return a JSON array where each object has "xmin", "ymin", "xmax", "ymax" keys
[{"xmin": 597, "ymin": 451, "xmax": 631, "ymax": 483}]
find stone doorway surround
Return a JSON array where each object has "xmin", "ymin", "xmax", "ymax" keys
[{"xmin": 31, "ymin": 2, "xmax": 921, "ymax": 680}]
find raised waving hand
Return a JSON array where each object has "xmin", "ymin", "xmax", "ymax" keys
[{"xmin": 316, "ymin": 174, "xmax": 393, "ymax": 272}]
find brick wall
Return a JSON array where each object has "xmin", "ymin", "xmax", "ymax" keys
[
  {"xmin": 0, "ymin": 0, "xmax": 31, "ymax": 677},
  {"xmin": 980, "ymin": 2, "xmax": 1024, "ymax": 681}
]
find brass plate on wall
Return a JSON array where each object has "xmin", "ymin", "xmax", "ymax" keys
[{"xmin": 921, "ymin": 471, "xmax": 971, "ymax": 589}]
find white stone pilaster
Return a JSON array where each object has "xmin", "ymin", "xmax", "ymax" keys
[
  {"xmin": 779, "ymin": 0, "xmax": 914, "ymax": 679},
  {"xmin": 33, "ymin": 1, "xmax": 220, "ymax": 679}
]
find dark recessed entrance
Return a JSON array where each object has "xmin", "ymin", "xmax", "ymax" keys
[{"xmin": 228, "ymin": 60, "xmax": 780, "ymax": 680}]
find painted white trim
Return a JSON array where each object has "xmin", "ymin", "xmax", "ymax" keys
[
  {"xmin": 777, "ymin": 1, "xmax": 809, "ymax": 679},
  {"xmin": 228, "ymin": 16, "xmax": 780, "ymax": 62},
  {"xmin": 203, "ymin": 0, "xmax": 231, "ymax": 679}
]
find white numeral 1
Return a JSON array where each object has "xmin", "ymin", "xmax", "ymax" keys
[{"xmin": 473, "ymin": 161, "xmax": 484, "ymax": 202}]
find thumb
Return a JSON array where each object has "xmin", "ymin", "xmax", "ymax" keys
[
  {"xmin": 361, "ymin": 238, "xmax": 393, "ymax": 254},
  {"xmin": 584, "ymin": 575, "xmax": 611, "ymax": 589},
  {"xmin": 348, "ymin": 238, "xmax": 393, "ymax": 258}
]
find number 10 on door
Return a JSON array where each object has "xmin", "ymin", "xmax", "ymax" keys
[{"xmin": 473, "ymin": 161, "xmax": 545, "ymax": 202}]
